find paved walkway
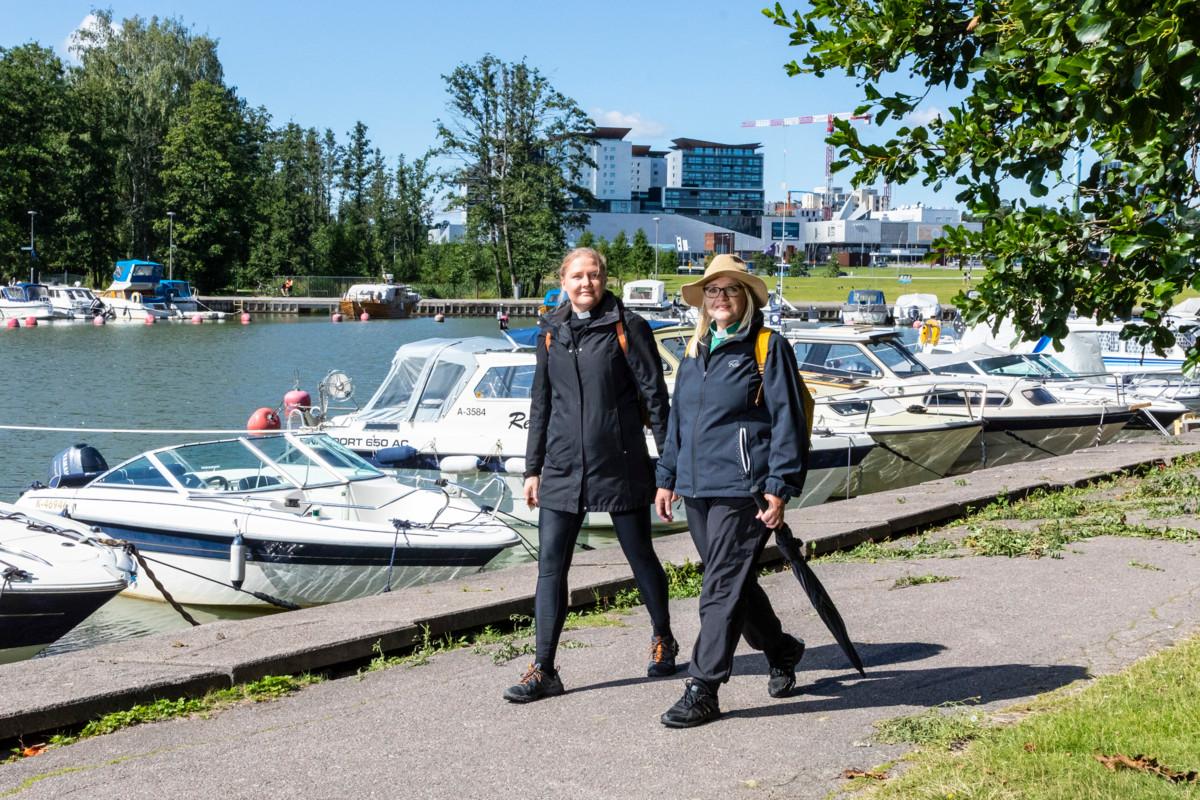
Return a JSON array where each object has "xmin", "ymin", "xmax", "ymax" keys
[{"xmin": 2, "ymin": 436, "xmax": 1199, "ymax": 798}]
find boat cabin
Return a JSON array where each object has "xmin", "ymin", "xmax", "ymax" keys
[
  {"xmin": 1, "ymin": 283, "xmax": 50, "ymax": 303},
  {"xmin": 622, "ymin": 280, "xmax": 671, "ymax": 310},
  {"xmin": 110, "ymin": 260, "xmax": 164, "ymax": 291}
]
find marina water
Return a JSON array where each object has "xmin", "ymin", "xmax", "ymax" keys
[{"xmin": 0, "ymin": 315, "xmax": 549, "ymax": 658}]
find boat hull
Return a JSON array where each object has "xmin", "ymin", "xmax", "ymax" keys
[
  {"xmin": 0, "ymin": 583, "xmax": 126, "ymax": 663},
  {"xmin": 338, "ymin": 299, "xmax": 415, "ymax": 319},
  {"xmin": 948, "ymin": 411, "xmax": 1132, "ymax": 474},
  {"xmin": 832, "ymin": 421, "xmax": 982, "ymax": 497}
]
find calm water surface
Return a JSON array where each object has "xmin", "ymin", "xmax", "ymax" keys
[{"xmin": 0, "ymin": 315, "xmax": 561, "ymax": 659}]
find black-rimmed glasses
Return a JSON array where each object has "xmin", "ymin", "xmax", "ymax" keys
[{"xmin": 703, "ymin": 284, "xmax": 743, "ymax": 298}]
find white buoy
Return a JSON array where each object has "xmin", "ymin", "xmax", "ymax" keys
[
  {"xmin": 230, "ymin": 533, "xmax": 246, "ymax": 589},
  {"xmin": 503, "ymin": 457, "xmax": 527, "ymax": 475},
  {"xmin": 434, "ymin": 313, "xmax": 445, "ymax": 323}
]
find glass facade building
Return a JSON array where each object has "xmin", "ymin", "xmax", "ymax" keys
[{"xmin": 663, "ymin": 139, "xmax": 765, "ymax": 235}]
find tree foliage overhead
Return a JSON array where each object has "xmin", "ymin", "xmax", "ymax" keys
[
  {"xmin": 436, "ymin": 54, "xmax": 594, "ymax": 298},
  {"xmin": 767, "ymin": 0, "xmax": 1200, "ymax": 357}
]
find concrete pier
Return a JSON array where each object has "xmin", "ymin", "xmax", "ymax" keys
[{"xmin": 2, "ymin": 436, "xmax": 1199, "ymax": 799}]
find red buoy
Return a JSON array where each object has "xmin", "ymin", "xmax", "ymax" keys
[
  {"xmin": 240, "ymin": 312, "xmax": 251, "ymax": 324},
  {"xmin": 331, "ymin": 313, "xmax": 344, "ymax": 323},
  {"xmin": 24, "ymin": 316, "xmax": 37, "ymax": 327},
  {"xmin": 246, "ymin": 407, "xmax": 281, "ymax": 431},
  {"xmin": 144, "ymin": 313, "xmax": 156, "ymax": 325},
  {"xmin": 283, "ymin": 390, "xmax": 311, "ymax": 416},
  {"xmin": 92, "ymin": 314, "xmax": 106, "ymax": 326},
  {"xmin": 5, "ymin": 318, "xmax": 18, "ymax": 329},
  {"xmin": 359, "ymin": 311, "xmax": 370, "ymax": 322}
]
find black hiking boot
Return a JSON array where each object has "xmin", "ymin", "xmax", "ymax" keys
[
  {"xmin": 767, "ymin": 635, "xmax": 806, "ymax": 698},
  {"xmin": 660, "ymin": 678, "xmax": 721, "ymax": 728},
  {"xmin": 647, "ymin": 635, "xmax": 680, "ymax": 678},
  {"xmin": 503, "ymin": 663, "xmax": 565, "ymax": 703}
]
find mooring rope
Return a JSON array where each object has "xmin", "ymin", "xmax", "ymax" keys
[{"xmin": 0, "ymin": 423, "xmax": 252, "ymax": 435}]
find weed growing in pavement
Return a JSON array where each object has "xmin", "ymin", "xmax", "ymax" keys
[
  {"xmin": 1129, "ymin": 560, "xmax": 1165, "ymax": 571},
  {"xmin": 891, "ymin": 574, "xmax": 957, "ymax": 590},
  {"xmin": 665, "ymin": 559, "xmax": 704, "ymax": 598},
  {"xmin": 10, "ymin": 674, "xmax": 323, "ymax": 756},
  {"xmin": 873, "ymin": 700, "xmax": 986, "ymax": 748},
  {"xmin": 816, "ymin": 536, "xmax": 958, "ymax": 564}
]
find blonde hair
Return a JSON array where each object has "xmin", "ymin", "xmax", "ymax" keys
[
  {"xmin": 685, "ymin": 280, "xmax": 761, "ymax": 357},
  {"xmin": 560, "ymin": 247, "xmax": 607, "ymax": 280}
]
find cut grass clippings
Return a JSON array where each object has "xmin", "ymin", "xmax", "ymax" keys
[
  {"xmin": 891, "ymin": 574, "xmax": 957, "ymax": 590},
  {"xmin": 858, "ymin": 635, "xmax": 1200, "ymax": 800}
]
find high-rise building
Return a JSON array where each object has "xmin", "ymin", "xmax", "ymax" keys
[{"xmin": 662, "ymin": 139, "xmax": 764, "ymax": 236}]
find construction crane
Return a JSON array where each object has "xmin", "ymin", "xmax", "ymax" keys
[{"xmin": 742, "ymin": 112, "xmax": 873, "ymax": 220}]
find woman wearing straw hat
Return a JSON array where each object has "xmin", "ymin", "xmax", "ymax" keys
[
  {"xmin": 654, "ymin": 253, "xmax": 810, "ymax": 728},
  {"xmin": 503, "ymin": 247, "xmax": 679, "ymax": 703}
]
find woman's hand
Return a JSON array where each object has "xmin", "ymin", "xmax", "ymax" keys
[
  {"xmin": 523, "ymin": 476, "xmax": 540, "ymax": 509},
  {"xmin": 756, "ymin": 493, "xmax": 784, "ymax": 530},
  {"xmin": 655, "ymin": 487, "xmax": 679, "ymax": 522}
]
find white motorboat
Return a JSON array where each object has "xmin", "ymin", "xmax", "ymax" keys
[
  {"xmin": 16, "ymin": 434, "xmax": 519, "ymax": 608},
  {"xmin": 621, "ymin": 279, "xmax": 691, "ymax": 322},
  {"xmin": 0, "ymin": 283, "xmax": 56, "ymax": 321},
  {"xmin": 45, "ymin": 284, "xmax": 108, "ymax": 319},
  {"xmin": 1, "ymin": 501, "xmax": 131, "ymax": 663},
  {"xmin": 313, "ymin": 335, "xmax": 874, "ymax": 528},
  {"xmin": 892, "ymin": 293, "xmax": 942, "ymax": 325},
  {"xmin": 783, "ymin": 326, "xmax": 1135, "ymax": 474},
  {"xmin": 919, "ymin": 345, "xmax": 1189, "ymax": 433},
  {"xmin": 840, "ymin": 289, "xmax": 890, "ymax": 325},
  {"xmin": 98, "ymin": 260, "xmax": 173, "ymax": 320}
]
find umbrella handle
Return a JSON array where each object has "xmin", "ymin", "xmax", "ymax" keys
[{"xmin": 750, "ymin": 486, "xmax": 769, "ymax": 513}]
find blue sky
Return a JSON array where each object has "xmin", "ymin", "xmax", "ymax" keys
[{"xmin": 8, "ymin": 1, "xmax": 967, "ymax": 217}]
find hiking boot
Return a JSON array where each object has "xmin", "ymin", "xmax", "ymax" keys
[
  {"xmin": 503, "ymin": 663, "xmax": 565, "ymax": 703},
  {"xmin": 767, "ymin": 635, "xmax": 806, "ymax": 698},
  {"xmin": 660, "ymin": 678, "xmax": 721, "ymax": 728},
  {"xmin": 647, "ymin": 634, "xmax": 679, "ymax": 677}
]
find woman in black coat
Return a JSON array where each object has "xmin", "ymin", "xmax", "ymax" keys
[{"xmin": 503, "ymin": 247, "xmax": 678, "ymax": 703}]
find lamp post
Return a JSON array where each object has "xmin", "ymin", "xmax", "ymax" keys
[
  {"xmin": 652, "ymin": 216, "xmax": 660, "ymax": 279},
  {"xmin": 26, "ymin": 211, "xmax": 37, "ymax": 283},
  {"xmin": 167, "ymin": 211, "xmax": 176, "ymax": 280}
]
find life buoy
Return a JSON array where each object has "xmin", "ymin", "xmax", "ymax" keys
[
  {"xmin": 919, "ymin": 318, "xmax": 942, "ymax": 346},
  {"xmin": 131, "ymin": 292, "xmax": 142, "ymax": 304}
]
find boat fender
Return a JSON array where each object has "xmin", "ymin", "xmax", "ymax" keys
[
  {"xmin": 374, "ymin": 444, "xmax": 420, "ymax": 468},
  {"xmin": 246, "ymin": 407, "xmax": 281, "ymax": 431},
  {"xmin": 503, "ymin": 457, "xmax": 527, "ymax": 475},
  {"xmin": 131, "ymin": 292, "xmax": 142, "ymax": 304},
  {"xmin": 283, "ymin": 390, "xmax": 311, "ymax": 415},
  {"xmin": 439, "ymin": 455, "xmax": 482, "ymax": 474},
  {"xmin": 230, "ymin": 533, "xmax": 246, "ymax": 590}
]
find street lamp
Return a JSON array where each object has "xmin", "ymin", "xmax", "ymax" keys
[
  {"xmin": 167, "ymin": 211, "xmax": 176, "ymax": 280},
  {"xmin": 26, "ymin": 211, "xmax": 38, "ymax": 283},
  {"xmin": 652, "ymin": 217, "xmax": 660, "ymax": 278}
]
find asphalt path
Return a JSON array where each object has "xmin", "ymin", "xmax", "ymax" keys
[{"xmin": 3, "ymin": 534, "xmax": 1197, "ymax": 800}]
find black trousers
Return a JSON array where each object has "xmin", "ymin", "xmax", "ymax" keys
[
  {"xmin": 534, "ymin": 506, "xmax": 672, "ymax": 668},
  {"xmin": 684, "ymin": 496, "xmax": 789, "ymax": 688}
]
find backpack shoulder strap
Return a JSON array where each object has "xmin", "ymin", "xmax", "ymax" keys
[
  {"xmin": 753, "ymin": 328, "xmax": 815, "ymax": 438},
  {"xmin": 615, "ymin": 317, "xmax": 628, "ymax": 355},
  {"xmin": 544, "ymin": 329, "xmax": 552, "ymax": 351}
]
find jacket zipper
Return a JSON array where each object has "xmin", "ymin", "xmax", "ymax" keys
[{"xmin": 691, "ymin": 350, "xmax": 708, "ymax": 493}]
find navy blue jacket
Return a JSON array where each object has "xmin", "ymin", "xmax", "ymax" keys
[
  {"xmin": 656, "ymin": 312, "xmax": 809, "ymax": 501},
  {"xmin": 525, "ymin": 291, "xmax": 671, "ymax": 513}
]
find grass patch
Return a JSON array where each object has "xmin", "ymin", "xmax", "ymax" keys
[
  {"xmin": 891, "ymin": 574, "xmax": 957, "ymax": 590},
  {"xmin": 10, "ymin": 673, "xmax": 321, "ymax": 760},
  {"xmin": 863, "ymin": 635, "xmax": 1200, "ymax": 799},
  {"xmin": 874, "ymin": 700, "xmax": 986, "ymax": 748},
  {"xmin": 817, "ymin": 536, "xmax": 958, "ymax": 564}
]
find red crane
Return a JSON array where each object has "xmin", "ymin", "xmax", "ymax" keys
[{"xmin": 742, "ymin": 112, "xmax": 872, "ymax": 220}]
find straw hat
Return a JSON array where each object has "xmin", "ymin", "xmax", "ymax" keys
[{"xmin": 680, "ymin": 254, "xmax": 769, "ymax": 308}]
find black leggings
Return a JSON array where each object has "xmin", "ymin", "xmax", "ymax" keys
[{"xmin": 534, "ymin": 506, "xmax": 672, "ymax": 668}]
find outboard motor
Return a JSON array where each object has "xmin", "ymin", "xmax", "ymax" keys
[{"xmin": 48, "ymin": 443, "xmax": 108, "ymax": 488}]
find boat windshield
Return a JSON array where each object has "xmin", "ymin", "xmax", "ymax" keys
[
  {"xmin": 974, "ymin": 354, "xmax": 1053, "ymax": 377},
  {"xmin": 864, "ymin": 338, "xmax": 930, "ymax": 377},
  {"xmin": 357, "ymin": 338, "xmax": 503, "ymax": 423},
  {"xmin": 155, "ymin": 441, "xmax": 291, "ymax": 492},
  {"xmin": 292, "ymin": 434, "xmax": 383, "ymax": 480}
]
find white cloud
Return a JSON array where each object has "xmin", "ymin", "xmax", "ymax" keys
[
  {"xmin": 590, "ymin": 108, "xmax": 667, "ymax": 140},
  {"xmin": 61, "ymin": 14, "xmax": 117, "ymax": 63},
  {"xmin": 905, "ymin": 107, "xmax": 944, "ymax": 126}
]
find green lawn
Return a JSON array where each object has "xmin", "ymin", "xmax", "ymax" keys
[
  {"xmin": 642, "ymin": 267, "xmax": 975, "ymax": 305},
  {"xmin": 860, "ymin": 634, "xmax": 1200, "ymax": 799}
]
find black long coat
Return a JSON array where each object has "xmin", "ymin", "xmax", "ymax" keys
[{"xmin": 524, "ymin": 291, "xmax": 671, "ymax": 513}]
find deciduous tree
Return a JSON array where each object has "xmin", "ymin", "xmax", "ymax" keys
[{"xmin": 767, "ymin": 0, "xmax": 1200, "ymax": 358}]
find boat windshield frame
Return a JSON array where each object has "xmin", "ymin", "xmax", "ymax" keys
[
  {"xmin": 95, "ymin": 432, "xmax": 384, "ymax": 494},
  {"xmin": 863, "ymin": 337, "xmax": 931, "ymax": 377}
]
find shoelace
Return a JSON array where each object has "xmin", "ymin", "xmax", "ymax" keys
[
  {"xmin": 650, "ymin": 638, "xmax": 673, "ymax": 663},
  {"xmin": 519, "ymin": 665, "xmax": 546, "ymax": 685}
]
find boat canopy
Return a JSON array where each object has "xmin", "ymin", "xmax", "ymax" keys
[
  {"xmin": 1, "ymin": 283, "xmax": 49, "ymax": 302},
  {"xmin": 93, "ymin": 433, "xmax": 383, "ymax": 493},
  {"xmin": 345, "ymin": 284, "xmax": 402, "ymax": 302},
  {"xmin": 792, "ymin": 334, "xmax": 931, "ymax": 380},
  {"xmin": 893, "ymin": 293, "xmax": 941, "ymax": 320},
  {"xmin": 623, "ymin": 280, "xmax": 669, "ymax": 308},
  {"xmin": 357, "ymin": 337, "xmax": 513, "ymax": 423},
  {"xmin": 112, "ymin": 260, "xmax": 164, "ymax": 288},
  {"xmin": 159, "ymin": 279, "xmax": 194, "ymax": 299},
  {"xmin": 846, "ymin": 289, "xmax": 886, "ymax": 305}
]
